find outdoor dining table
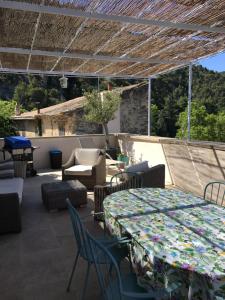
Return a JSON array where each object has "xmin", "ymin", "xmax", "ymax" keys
[{"xmin": 103, "ymin": 188, "xmax": 225, "ymax": 300}]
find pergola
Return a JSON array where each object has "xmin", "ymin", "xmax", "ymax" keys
[{"xmin": 1, "ymin": 0, "xmax": 225, "ymax": 137}]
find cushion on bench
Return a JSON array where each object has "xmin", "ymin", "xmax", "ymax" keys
[{"xmin": 0, "ymin": 177, "xmax": 23, "ymax": 204}]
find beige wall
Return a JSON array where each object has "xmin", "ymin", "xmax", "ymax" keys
[
  {"xmin": 108, "ymin": 108, "xmax": 120, "ymax": 133},
  {"xmin": 1, "ymin": 133, "xmax": 225, "ymax": 197},
  {"xmin": 162, "ymin": 139, "xmax": 225, "ymax": 196},
  {"xmin": 117, "ymin": 135, "xmax": 172, "ymax": 185},
  {"xmin": 0, "ymin": 134, "xmax": 117, "ymax": 169},
  {"xmin": 16, "ymin": 120, "xmax": 37, "ymax": 138},
  {"xmin": 118, "ymin": 134, "xmax": 225, "ymax": 196}
]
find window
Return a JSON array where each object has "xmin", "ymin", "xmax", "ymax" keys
[{"xmin": 58, "ymin": 122, "xmax": 65, "ymax": 136}]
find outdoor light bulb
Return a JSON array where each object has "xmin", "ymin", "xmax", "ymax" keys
[{"xmin": 59, "ymin": 75, "xmax": 68, "ymax": 88}]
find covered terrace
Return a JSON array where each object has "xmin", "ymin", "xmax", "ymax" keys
[{"xmin": 0, "ymin": 1, "xmax": 225, "ymax": 300}]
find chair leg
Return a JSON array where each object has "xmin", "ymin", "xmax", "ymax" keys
[
  {"xmin": 66, "ymin": 251, "xmax": 80, "ymax": 292},
  {"xmin": 81, "ymin": 263, "xmax": 91, "ymax": 300}
]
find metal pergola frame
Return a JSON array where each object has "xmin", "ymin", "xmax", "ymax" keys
[
  {"xmin": 1, "ymin": 1, "xmax": 225, "ymax": 34},
  {"xmin": 0, "ymin": 0, "xmax": 224, "ymax": 141}
]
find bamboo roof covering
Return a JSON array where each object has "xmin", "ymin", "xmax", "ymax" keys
[{"xmin": 0, "ymin": 0, "xmax": 225, "ymax": 78}]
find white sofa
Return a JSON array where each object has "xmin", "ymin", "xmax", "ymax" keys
[{"xmin": 0, "ymin": 160, "xmax": 24, "ymax": 233}]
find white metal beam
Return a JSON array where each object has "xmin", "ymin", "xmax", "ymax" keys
[
  {"xmin": 73, "ymin": 4, "xmax": 151, "ymax": 73},
  {"xmin": 26, "ymin": 0, "xmax": 44, "ymax": 71},
  {"xmin": 72, "ymin": 25, "xmax": 128, "ymax": 73},
  {"xmin": 94, "ymin": 0, "xmax": 219, "ymax": 75},
  {"xmin": 145, "ymin": 34, "xmax": 225, "ymax": 78},
  {"xmin": 50, "ymin": 20, "xmax": 88, "ymax": 72},
  {"xmin": 148, "ymin": 77, "xmax": 151, "ymax": 136},
  {"xmin": 187, "ymin": 63, "xmax": 192, "ymax": 141},
  {"xmin": 0, "ymin": 67, "xmax": 147, "ymax": 79},
  {"xmin": 50, "ymin": 0, "xmax": 101, "ymax": 71},
  {"xmin": 1, "ymin": 0, "xmax": 225, "ymax": 34},
  {"xmin": 0, "ymin": 47, "xmax": 188, "ymax": 65}
]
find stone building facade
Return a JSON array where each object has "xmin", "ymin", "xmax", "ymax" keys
[
  {"xmin": 12, "ymin": 83, "xmax": 148, "ymax": 137},
  {"xmin": 119, "ymin": 83, "xmax": 148, "ymax": 135},
  {"xmin": 12, "ymin": 96, "xmax": 101, "ymax": 137}
]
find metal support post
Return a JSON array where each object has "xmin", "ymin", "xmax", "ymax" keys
[
  {"xmin": 148, "ymin": 77, "xmax": 152, "ymax": 136},
  {"xmin": 187, "ymin": 64, "xmax": 192, "ymax": 140}
]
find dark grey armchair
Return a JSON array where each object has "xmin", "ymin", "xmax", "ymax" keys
[
  {"xmin": 62, "ymin": 148, "xmax": 106, "ymax": 189},
  {"xmin": 94, "ymin": 164, "xmax": 165, "ymax": 219}
]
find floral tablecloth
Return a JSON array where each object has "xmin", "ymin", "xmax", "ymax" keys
[{"xmin": 103, "ymin": 188, "xmax": 225, "ymax": 300}]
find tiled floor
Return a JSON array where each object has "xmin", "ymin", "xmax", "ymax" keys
[{"xmin": 0, "ymin": 171, "xmax": 108, "ymax": 300}]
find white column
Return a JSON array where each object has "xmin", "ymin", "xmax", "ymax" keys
[
  {"xmin": 148, "ymin": 77, "xmax": 152, "ymax": 136},
  {"xmin": 187, "ymin": 64, "xmax": 192, "ymax": 140},
  {"xmin": 97, "ymin": 76, "xmax": 100, "ymax": 93}
]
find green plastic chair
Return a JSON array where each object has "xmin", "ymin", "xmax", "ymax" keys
[
  {"xmin": 87, "ymin": 232, "xmax": 172, "ymax": 300},
  {"xmin": 203, "ymin": 181, "xmax": 225, "ymax": 206},
  {"xmin": 66, "ymin": 199, "xmax": 130, "ymax": 299}
]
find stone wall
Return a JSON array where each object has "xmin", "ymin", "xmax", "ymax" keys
[
  {"xmin": 14, "ymin": 109, "xmax": 102, "ymax": 137},
  {"xmin": 120, "ymin": 84, "xmax": 148, "ymax": 134},
  {"xmin": 75, "ymin": 108, "xmax": 102, "ymax": 134},
  {"xmin": 15, "ymin": 119, "xmax": 38, "ymax": 137}
]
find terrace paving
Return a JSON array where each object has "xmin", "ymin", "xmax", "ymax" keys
[{"xmin": 0, "ymin": 170, "xmax": 111, "ymax": 300}]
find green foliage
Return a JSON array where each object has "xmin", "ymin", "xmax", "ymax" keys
[
  {"xmin": 176, "ymin": 102, "xmax": 225, "ymax": 142},
  {"xmin": 1, "ymin": 65, "xmax": 225, "ymax": 142},
  {"xmin": 0, "ymin": 116, "xmax": 16, "ymax": 137},
  {"xmin": 150, "ymin": 104, "xmax": 159, "ymax": 136},
  {"xmin": 0, "ymin": 99, "xmax": 17, "ymax": 116},
  {"xmin": 84, "ymin": 90, "xmax": 121, "ymax": 147},
  {"xmin": 11, "ymin": 75, "xmax": 61, "ymax": 111},
  {"xmin": 84, "ymin": 90, "xmax": 121, "ymax": 125},
  {"xmin": 13, "ymin": 81, "xmax": 27, "ymax": 105},
  {"xmin": 0, "ymin": 100, "xmax": 17, "ymax": 137}
]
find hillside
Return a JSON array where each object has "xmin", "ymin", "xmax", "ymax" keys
[{"xmin": 0, "ymin": 65, "xmax": 225, "ymax": 140}]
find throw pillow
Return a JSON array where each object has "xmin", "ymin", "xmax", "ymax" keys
[
  {"xmin": 126, "ymin": 161, "xmax": 150, "ymax": 173},
  {"xmin": 0, "ymin": 159, "xmax": 14, "ymax": 170},
  {"xmin": 0, "ymin": 169, "xmax": 14, "ymax": 179}
]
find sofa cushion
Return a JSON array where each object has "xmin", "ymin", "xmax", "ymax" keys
[
  {"xmin": 0, "ymin": 160, "xmax": 14, "ymax": 170},
  {"xmin": 0, "ymin": 169, "xmax": 14, "ymax": 179},
  {"xmin": 75, "ymin": 148, "xmax": 100, "ymax": 166},
  {"xmin": 126, "ymin": 161, "xmax": 150, "ymax": 173},
  {"xmin": 0, "ymin": 177, "xmax": 23, "ymax": 204},
  {"xmin": 64, "ymin": 165, "xmax": 92, "ymax": 176}
]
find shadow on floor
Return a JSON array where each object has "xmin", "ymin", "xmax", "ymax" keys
[{"xmin": 0, "ymin": 170, "xmax": 107, "ymax": 300}]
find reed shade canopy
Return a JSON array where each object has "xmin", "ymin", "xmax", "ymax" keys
[{"xmin": 0, "ymin": 0, "xmax": 225, "ymax": 78}]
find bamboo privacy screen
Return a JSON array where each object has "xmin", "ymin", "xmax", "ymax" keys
[{"xmin": 0, "ymin": 0, "xmax": 225, "ymax": 78}]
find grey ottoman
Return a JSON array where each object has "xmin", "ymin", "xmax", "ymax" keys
[{"xmin": 41, "ymin": 180, "xmax": 87, "ymax": 211}]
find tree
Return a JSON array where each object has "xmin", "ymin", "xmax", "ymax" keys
[
  {"xmin": 84, "ymin": 90, "xmax": 121, "ymax": 148},
  {"xmin": 0, "ymin": 100, "xmax": 17, "ymax": 137},
  {"xmin": 13, "ymin": 81, "xmax": 27, "ymax": 107},
  {"xmin": 176, "ymin": 101, "xmax": 225, "ymax": 142},
  {"xmin": 0, "ymin": 99, "xmax": 17, "ymax": 116},
  {"xmin": 150, "ymin": 104, "xmax": 159, "ymax": 136},
  {"xmin": 28, "ymin": 87, "xmax": 47, "ymax": 108},
  {"xmin": 0, "ymin": 116, "xmax": 17, "ymax": 137}
]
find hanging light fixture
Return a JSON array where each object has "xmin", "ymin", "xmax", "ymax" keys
[
  {"xmin": 59, "ymin": 60, "xmax": 68, "ymax": 88},
  {"xmin": 59, "ymin": 75, "xmax": 68, "ymax": 88}
]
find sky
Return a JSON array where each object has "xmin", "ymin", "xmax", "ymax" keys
[{"xmin": 199, "ymin": 52, "xmax": 225, "ymax": 72}]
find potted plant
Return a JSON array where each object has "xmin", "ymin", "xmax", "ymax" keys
[{"xmin": 84, "ymin": 90, "xmax": 121, "ymax": 151}]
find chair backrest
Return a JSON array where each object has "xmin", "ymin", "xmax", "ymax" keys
[
  {"xmin": 66, "ymin": 199, "xmax": 91, "ymax": 260},
  {"xmin": 203, "ymin": 181, "xmax": 225, "ymax": 206},
  {"xmin": 87, "ymin": 232, "xmax": 123, "ymax": 300},
  {"xmin": 75, "ymin": 148, "xmax": 101, "ymax": 166},
  {"xmin": 110, "ymin": 171, "xmax": 143, "ymax": 192}
]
